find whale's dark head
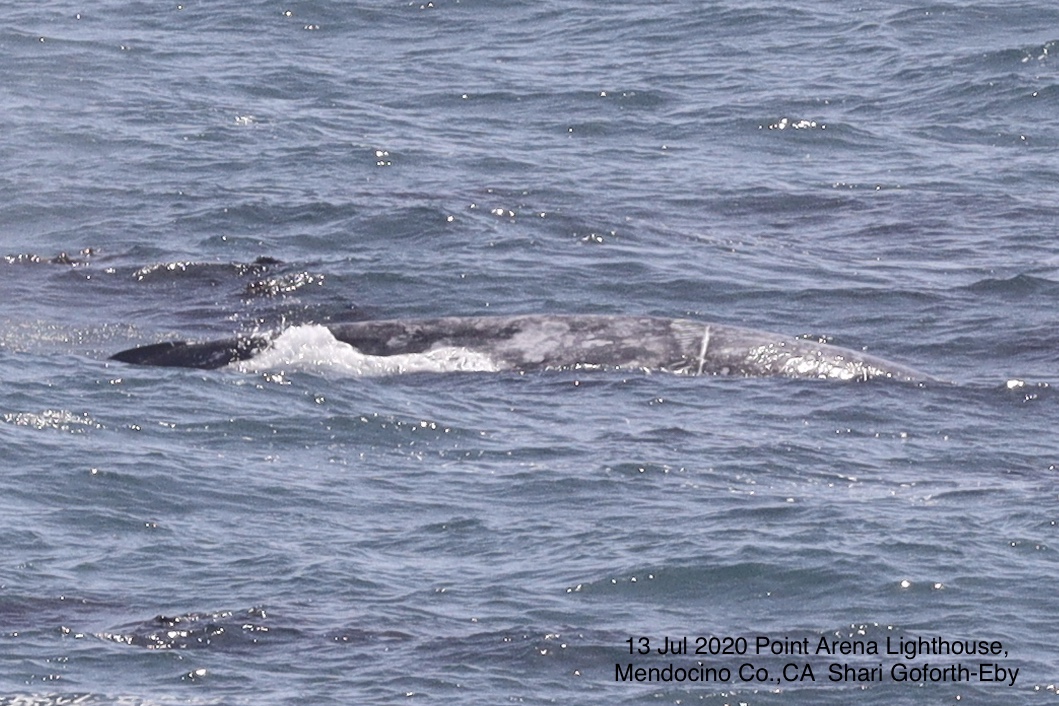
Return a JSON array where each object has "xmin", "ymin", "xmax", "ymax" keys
[{"xmin": 109, "ymin": 336, "xmax": 270, "ymax": 369}]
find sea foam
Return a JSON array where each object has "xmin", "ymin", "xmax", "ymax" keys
[{"xmin": 231, "ymin": 324, "xmax": 502, "ymax": 376}]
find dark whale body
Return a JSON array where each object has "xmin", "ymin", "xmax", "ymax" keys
[{"xmin": 109, "ymin": 315, "xmax": 934, "ymax": 382}]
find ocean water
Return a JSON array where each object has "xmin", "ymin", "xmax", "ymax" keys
[{"xmin": 2, "ymin": 1, "xmax": 1058, "ymax": 704}]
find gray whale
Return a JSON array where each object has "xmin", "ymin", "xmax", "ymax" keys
[{"xmin": 108, "ymin": 315, "xmax": 934, "ymax": 382}]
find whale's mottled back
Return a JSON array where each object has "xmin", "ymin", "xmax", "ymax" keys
[{"xmin": 108, "ymin": 315, "xmax": 935, "ymax": 382}]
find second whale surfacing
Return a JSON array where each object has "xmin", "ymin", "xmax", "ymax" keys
[{"xmin": 108, "ymin": 314, "xmax": 935, "ymax": 382}]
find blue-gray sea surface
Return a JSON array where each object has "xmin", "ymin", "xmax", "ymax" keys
[{"xmin": 2, "ymin": 1, "xmax": 1058, "ymax": 704}]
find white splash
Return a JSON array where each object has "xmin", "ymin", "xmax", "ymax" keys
[{"xmin": 231, "ymin": 324, "xmax": 502, "ymax": 376}]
